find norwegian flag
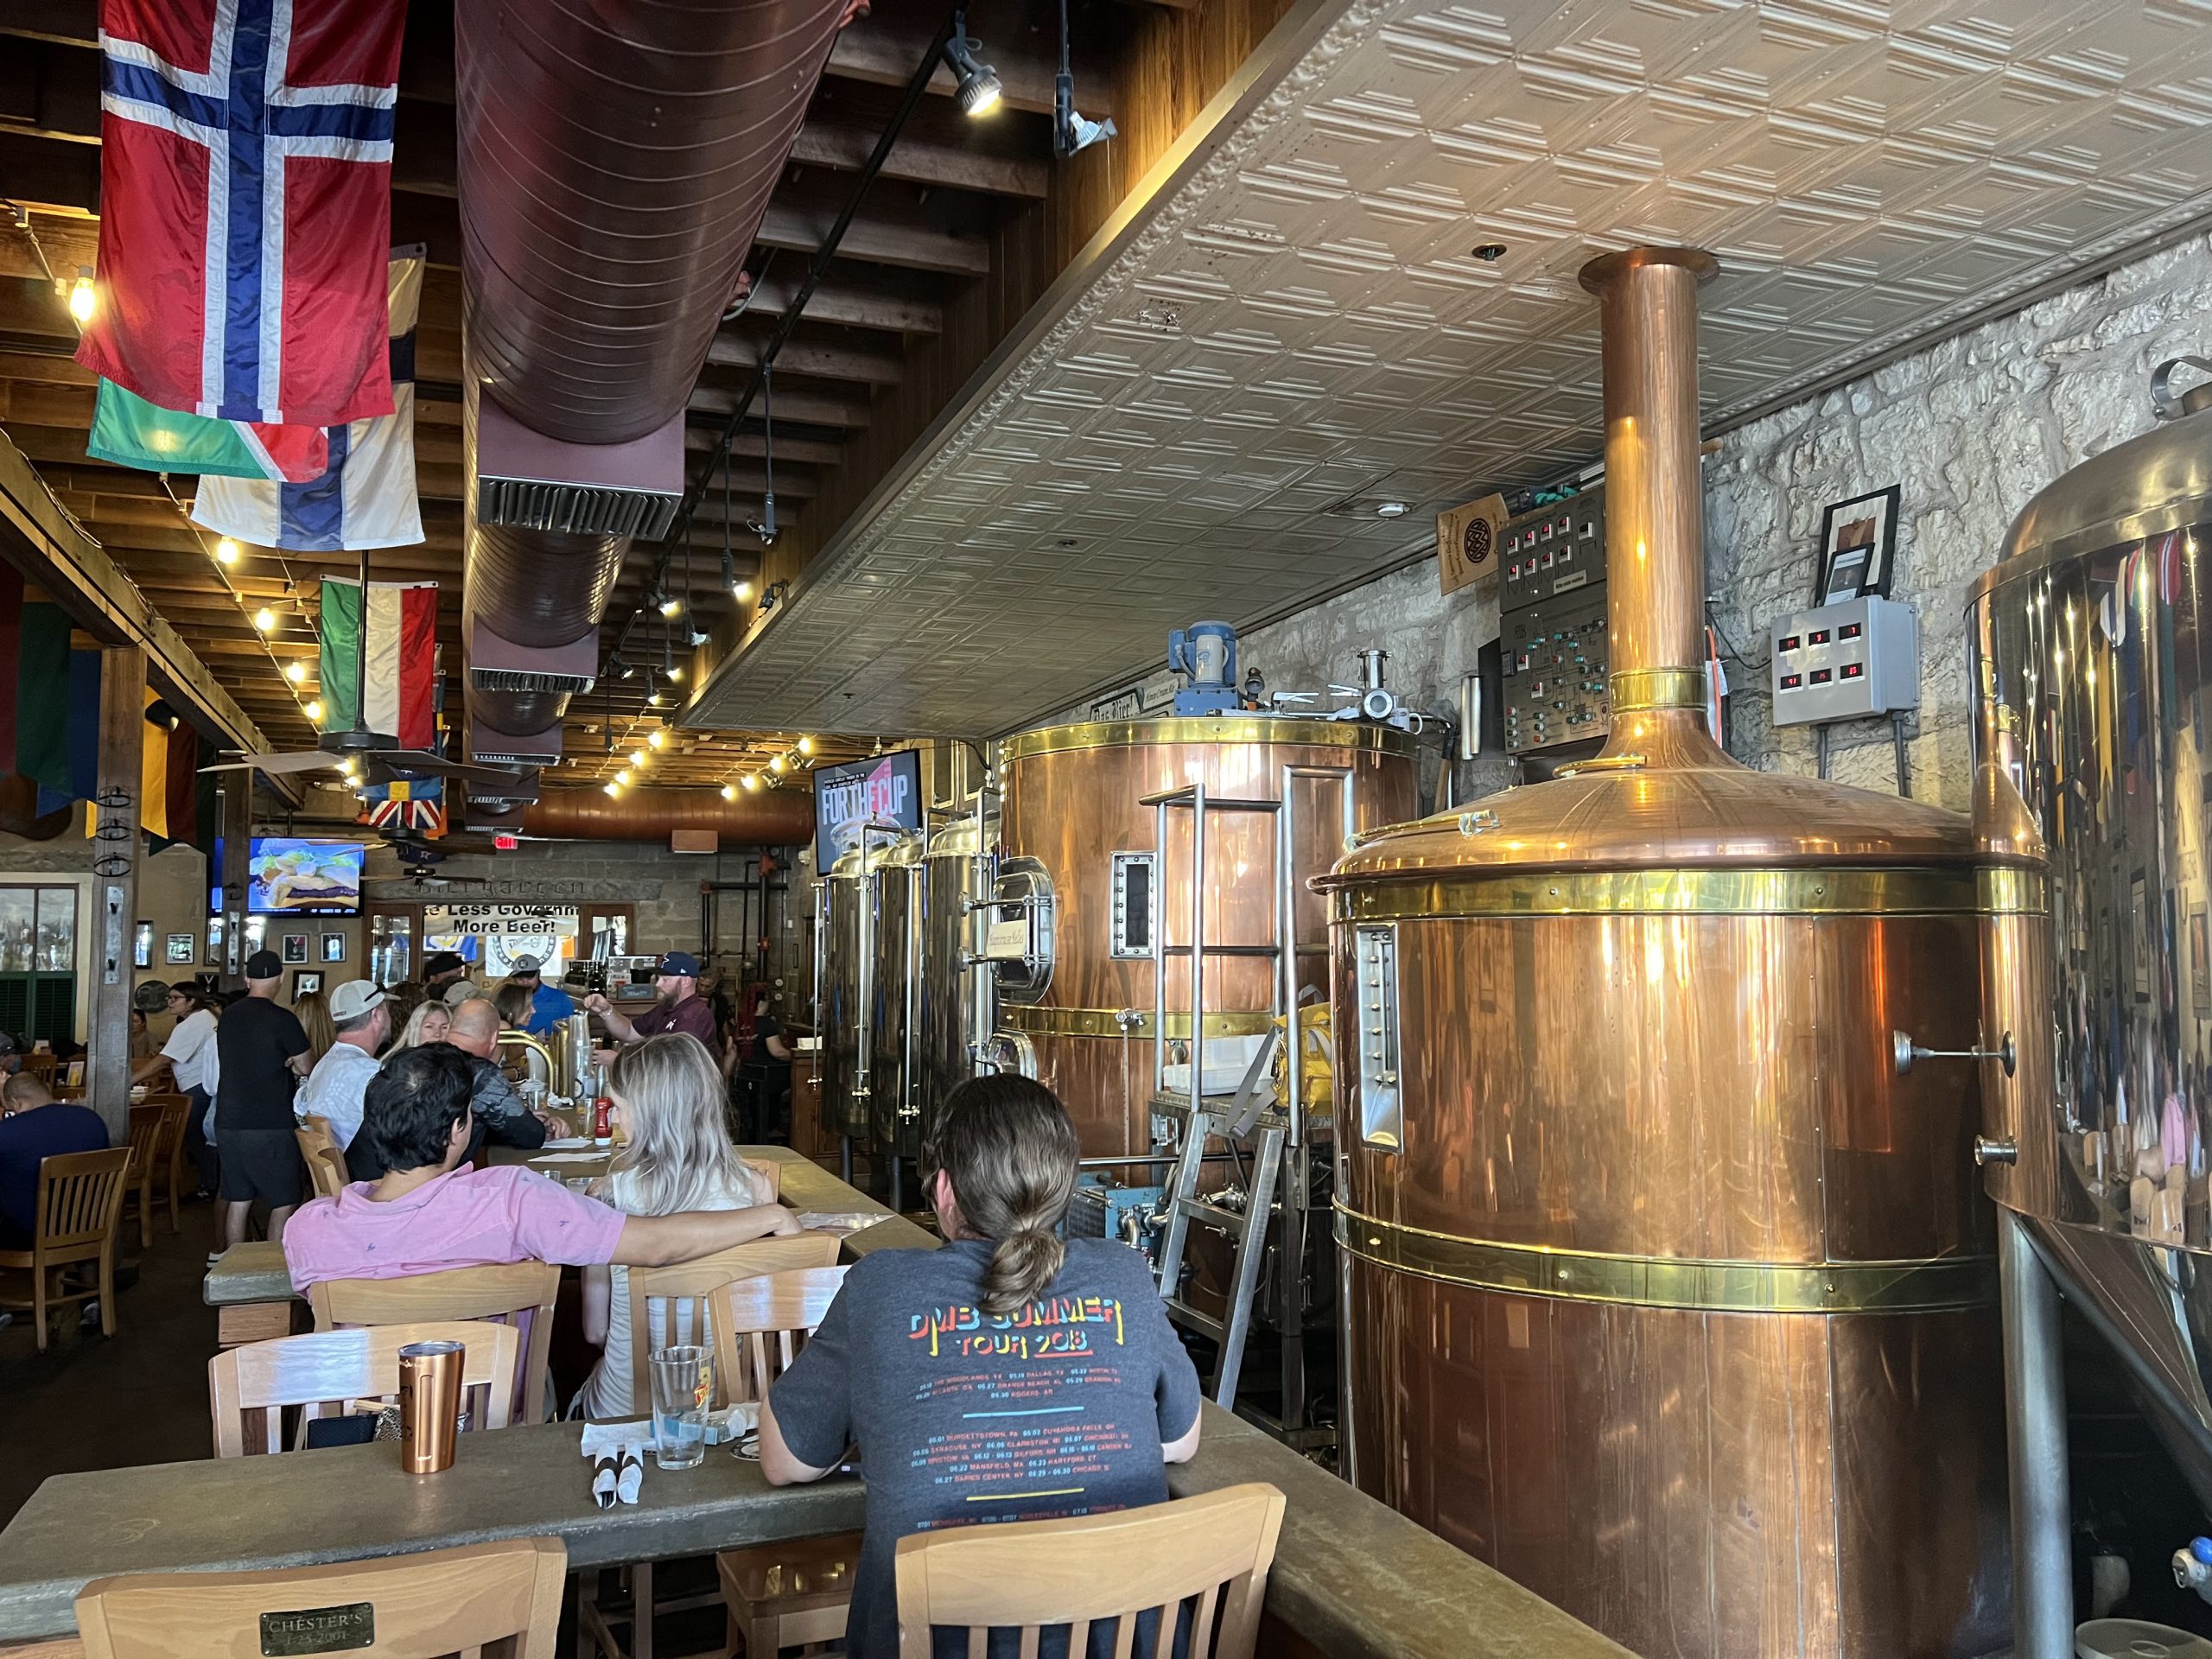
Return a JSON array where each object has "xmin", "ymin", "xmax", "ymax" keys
[{"xmin": 74, "ymin": 0, "xmax": 405, "ymax": 427}]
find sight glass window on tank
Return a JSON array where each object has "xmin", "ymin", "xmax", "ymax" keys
[
  {"xmin": 1109, "ymin": 850, "xmax": 1156, "ymax": 960},
  {"xmin": 1353, "ymin": 923, "xmax": 1402, "ymax": 1153}
]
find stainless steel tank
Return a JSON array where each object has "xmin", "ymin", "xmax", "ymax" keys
[
  {"xmin": 915, "ymin": 810, "xmax": 992, "ymax": 1147},
  {"xmin": 1318, "ymin": 248, "xmax": 2008, "ymax": 1657},
  {"xmin": 1969, "ymin": 365, "xmax": 2212, "ymax": 1560},
  {"xmin": 992, "ymin": 717, "xmax": 1419, "ymax": 1157},
  {"xmin": 817, "ymin": 852, "xmax": 869, "ymax": 1145},
  {"xmin": 865, "ymin": 834, "xmax": 924, "ymax": 1157}
]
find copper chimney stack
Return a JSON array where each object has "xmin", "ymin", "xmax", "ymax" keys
[{"xmin": 1319, "ymin": 247, "xmax": 2010, "ymax": 1656}]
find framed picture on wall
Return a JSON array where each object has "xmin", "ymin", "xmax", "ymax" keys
[
  {"xmin": 282, "ymin": 931, "xmax": 309, "ymax": 964},
  {"xmin": 1813, "ymin": 486, "xmax": 1901, "ymax": 604},
  {"xmin": 292, "ymin": 970, "xmax": 322, "ymax": 1000},
  {"xmin": 321, "ymin": 933, "xmax": 346, "ymax": 963},
  {"xmin": 132, "ymin": 920, "xmax": 153, "ymax": 970},
  {"xmin": 206, "ymin": 915, "xmax": 225, "ymax": 965},
  {"xmin": 165, "ymin": 932, "xmax": 195, "ymax": 965}
]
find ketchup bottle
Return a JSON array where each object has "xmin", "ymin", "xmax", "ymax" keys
[{"xmin": 592, "ymin": 1096, "xmax": 613, "ymax": 1146}]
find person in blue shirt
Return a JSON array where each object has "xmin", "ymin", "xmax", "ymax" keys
[
  {"xmin": 504, "ymin": 954, "xmax": 575, "ymax": 1037},
  {"xmin": 0, "ymin": 1072, "xmax": 109, "ymax": 1249}
]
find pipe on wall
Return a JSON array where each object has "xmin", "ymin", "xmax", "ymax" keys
[{"xmin": 523, "ymin": 786, "xmax": 814, "ymax": 846}]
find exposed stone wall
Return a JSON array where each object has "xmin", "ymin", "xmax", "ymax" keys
[{"xmin": 1024, "ymin": 234, "xmax": 2212, "ymax": 817}]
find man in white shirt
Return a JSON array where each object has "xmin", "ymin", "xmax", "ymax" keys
[
  {"xmin": 135, "ymin": 983, "xmax": 220, "ymax": 1196},
  {"xmin": 295, "ymin": 981, "xmax": 390, "ymax": 1152}
]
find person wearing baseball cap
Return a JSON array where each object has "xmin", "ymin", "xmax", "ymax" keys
[
  {"xmin": 208, "ymin": 950, "xmax": 314, "ymax": 1258},
  {"xmin": 296, "ymin": 979, "xmax": 391, "ymax": 1154},
  {"xmin": 585, "ymin": 950, "xmax": 720, "ymax": 1058},
  {"xmin": 422, "ymin": 951, "xmax": 467, "ymax": 996},
  {"xmin": 502, "ymin": 952, "xmax": 576, "ymax": 1037}
]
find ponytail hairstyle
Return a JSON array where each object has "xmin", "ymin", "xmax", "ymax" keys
[{"xmin": 925, "ymin": 1075, "xmax": 1080, "ymax": 1319}]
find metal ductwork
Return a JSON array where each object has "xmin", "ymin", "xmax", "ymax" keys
[
  {"xmin": 523, "ymin": 785, "xmax": 814, "ymax": 846},
  {"xmin": 454, "ymin": 0, "xmax": 857, "ymax": 759}
]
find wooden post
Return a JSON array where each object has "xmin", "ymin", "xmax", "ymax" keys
[
  {"xmin": 90, "ymin": 646, "xmax": 145, "ymax": 1141},
  {"xmin": 219, "ymin": 777, "xmax": 252, "ymax": 988}
]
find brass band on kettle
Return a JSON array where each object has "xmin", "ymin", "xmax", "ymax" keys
[
  {"xmin": 1335, "ymin": 1205, "xmax": 1998, "ymax": 1315},
  {"xmin": 1607, "ymin": 665, "xmax": 1707, "ymax": 712},
  {"xmin": 1332, "ymin": 863, "xmax": 2046, "ymax": 922},
  {"xmin": 996, "ymin": 1005, "xmax": 1276, "ymax": 1040},
  {"xmin": 1000, "ymin": 716, "xmax": 1421, "ymax": 763}
]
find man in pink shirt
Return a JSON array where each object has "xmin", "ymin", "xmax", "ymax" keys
[{"xmin": 285, "ymin": 1045, "xmax": 800, "ymax": 1292}]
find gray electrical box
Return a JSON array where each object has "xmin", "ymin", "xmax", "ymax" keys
[{"xmin": 1768, "ymin": 595, "xmax": 1918, "ymax": 728}]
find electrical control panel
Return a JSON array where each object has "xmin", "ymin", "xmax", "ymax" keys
[
  {"xmin": 1501, "ymin": 492, "xmax": 1606, "ymax": 612},
  {"xmin": 1499, "ymin": 489, "xmax": 1609, "ymax": 755},
  {"xmin": 1768, "ymin": 595, "xmax": 1919, "ymax": 728},
  {"xmin": 1502, "ymin": 583, "xmax": 1611, "ymax": 755}
]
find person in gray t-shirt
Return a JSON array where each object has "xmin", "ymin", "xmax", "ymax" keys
[{"xmin": 765, "ymin": 1077, "xmax": 1203, "ymax": 1659}]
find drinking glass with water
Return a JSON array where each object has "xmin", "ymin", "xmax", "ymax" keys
[{"xmin": 648, "ymin": 1344, "xmax": 709, "ymax": 1471}]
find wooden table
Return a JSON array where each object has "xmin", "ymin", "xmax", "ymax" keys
[
  {"xmin": 201, "ymin": 1145, "xmax": 934, "ymax": 1346},
  {"xmin": 0, "ymin": 1408, "xmax": 1630, "ymax": 1659}
]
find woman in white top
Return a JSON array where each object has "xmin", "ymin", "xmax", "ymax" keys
[
  {"xmin": 577, "ymin": 1033, "xmax": 774, "ymax": 1418},
  {"xmin": 134, "ymin": 983, "xmax": 219, "ymax": 1195}
]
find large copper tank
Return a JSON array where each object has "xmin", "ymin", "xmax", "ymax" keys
[
  {"xmin": 995, "ymin": 718, "xmax": 1418, "ymax": 1156},
  {"xmin": 1969, "ymin": 371, "xmax": 2212, "ymax": 1502},
  {"xmin": 1319, "ymin": 249, "xmax": 2009, "ymax": 1656}
]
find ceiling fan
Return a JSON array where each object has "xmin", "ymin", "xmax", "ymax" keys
[{"xmin": 200, "ymin": 545, "xmax": 522, "ymax": 788}]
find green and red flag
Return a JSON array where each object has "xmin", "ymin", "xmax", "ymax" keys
[
  {"xmin": 87, "ymin": 379, "xmax": 328, "ymax": 482},
  {"xmin": 320, "ymin": 577, "xmax": 436, "ymax": 748}
]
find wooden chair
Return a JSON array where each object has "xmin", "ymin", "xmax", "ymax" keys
[
  {"xmin": 142, "ymin": 1093, "xmax": 190, "ymax": 1237},
  {"xmin": 295, "ymin": 1116, "xmax": 349, "ymax": 1199},
  {"xmin": 74, "ymin": 1536, "xmax": 569, "ymax": 1659},
  {"xmin": 576, "ymin": 1236, "xmax": 839, "ymax": 1659},
  {"xmin": 118, "ymin": 1103, "xmax": 163, "ymax": 1250},
  {"xmin": 0, "ymin": 1146, "xmax": 132, "ymax": 1351},
  {"xmin": 712, "ymin": 1266, "xmax": 856, "ymax": 1659},
  {"xmin": 309, "ymin": 1261, "xmax": 560, "ymax": 1424},
  {"xmin": 208, "ymin": 1319, "xmax": 521, "ymax": 1457},
  {"xmin": 893, "ymin": 1484, "xmax": 1287, "ymax": 1659}
]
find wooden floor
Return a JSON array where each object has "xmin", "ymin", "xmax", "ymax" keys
[{"xmin": 0, "ymin": 1201, "xmax": 225, "ymax": 1526}]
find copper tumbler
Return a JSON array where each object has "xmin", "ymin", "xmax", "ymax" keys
[{"xmin": 397, "ymin": 1339, "xmax": 465, "ymax": 1474}]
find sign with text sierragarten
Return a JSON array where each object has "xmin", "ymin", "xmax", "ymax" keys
[{"xmin": 814, "ymin": 750, "xmax": 923, "ymax": 870}]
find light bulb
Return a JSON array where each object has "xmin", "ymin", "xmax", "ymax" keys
[
  {"xmin": 647, "ymin": 729, "xmax": 666, "ymax": 750},
  {"xmin": 796, "ymin": 735, "xmax": 816, "ymax": 756},
  {"xmin": 251, "ymin": 607, "xmax": 276, "ymax": 632},
  {"xmin": 768, "ymin": 754, "xmax": 786, "ymax": 775},
  {"xmin": 67, "ymin": 270, "xmax": 95, "ymax": 324},
  {"xmin": 305, "ymin": 699, "xmax": 324, "ymax": 723},
  {"xmin": 214, "ymin": 537, "xmax": 240, "ymax": 566},
  {"xmin": 615, "ymin": 769, "xmax": 632, "ymax": 788},
  {"xmin": 630, "ymin": 750, "xmax": 648, "ymax": 770},
  {"xmin": 284, "ymin": 661, "xmax": 306, "ymax": 683},
  {"xmin": 647, "ymin": 691, "xmax": 666, "ymax": 708},
  {"xmin": 604, "ymin": 781, "xmax": 620, "ymax": 798},
  {"xmin": 741, "ymin": 772, "xmax": 760, "ymax": 791},
  {"xmin": 734, "ymin": 580, "xmax": 753, "ymax": 601},
  {"xmin": 720, "ymin": 784, "xmax": 737, "ymax": 802},
  {"xmin": 658, "ymin": 594, "xmax": 683, "ymax": 619}
]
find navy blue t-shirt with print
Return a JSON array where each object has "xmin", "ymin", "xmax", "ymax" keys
[{"xmin": 769, "ymin": 1236, "xmax": 1203, "ymax": 1659}]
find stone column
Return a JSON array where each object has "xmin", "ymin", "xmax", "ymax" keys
[{"xmin": 89, "ymin": 647, "xmax": 144, "ymax": 1140}]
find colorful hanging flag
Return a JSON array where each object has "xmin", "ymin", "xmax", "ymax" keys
[
  {"xmin": 73, "ymin": 0, "xmax": 405, "ymax": 426},
  {"xmin": 0, "ymin": 562, "xmax": 21, "ymax": 776},
  {"xmin": 320, "ymin": 577, "xmax": 436, "ymax": 747},
  {"xmin": 361, "ymin": 776, "xmax": 444, "ymax": 836},
  {"xmin": 192, "ymin": 250, "xmax": 424, "ymax": 550},
  {"xmin": 88, "ymin": 379, "xmax": 327, "ymax": 481}
]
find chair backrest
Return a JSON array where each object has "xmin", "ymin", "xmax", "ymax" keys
[
  {"xmin": 123, "ymin": 1105, "xmax": 162, "ymax": 1178},
  {"xmin": 35, "ymin": 1147, "xmax": 132, "ymax": 1259},
  {"xmin": 208, "ymin": 1319, "xmax": 522, "ymax": 1457},
  {"xmin": 148, "ymin": 1094, "xmax": 189, "ymax": 1163},
  {"xmin": 741, "ymin": 1155, "xmax": 782, "ymax": 1201},
  {"xmin": 893, "ymin": 1484, "xmax": 1287, "ymax": 1659},
  {"xmin": 309, "ymin": 1261, "xmax": 561, "ymax": 1423},
  {"xmin": 626, "ymin": 1232, "xmax": 839, "ymax": 1409},
  {"xmin": 294, "ymin": 1127, "xmax": 349, "ymax": 1200},
  {"xmin": 708, "ymin": 1263, "xmax": 849, "ymax": 1408},
  {"xmin": 75, "ymin": 1535, "xmax": 568, "ymax": 1659}
]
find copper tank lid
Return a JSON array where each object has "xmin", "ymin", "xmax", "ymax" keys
[{"xmin": 1323, "ymin": 245, "xmax": 1977, "ymax": 890}]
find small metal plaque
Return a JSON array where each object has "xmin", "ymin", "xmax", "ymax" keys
[{"xmin": 259, "ymin": 1601, "xmax": 375, "ymax": 1656}]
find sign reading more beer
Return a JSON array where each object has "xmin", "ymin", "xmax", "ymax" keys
[
  {"xmin": 1437, "ymin": 493, "xmax": 1507, "ymax": 597},
  {"xmin": 423, "ymin": 904, "xmax": 581, "ymax": 978}
]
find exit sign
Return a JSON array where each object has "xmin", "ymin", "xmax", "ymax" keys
[{"xmin": 493, "ymin": 833, "xmax": 518, "ymax": 852}]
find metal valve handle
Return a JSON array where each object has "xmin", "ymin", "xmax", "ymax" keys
[{"xmin": 1892, "ymin": 1028, "xmax": 2016, "ymax": 1078}]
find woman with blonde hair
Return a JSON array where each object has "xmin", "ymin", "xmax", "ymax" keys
[
  {"xmin": 760, "ymin": 1075, "xmax": 1202, "ymax": 1658},
  {"xmin": 292, "ymin": 990, "xmax": 338, "ymax": 1070},
  {"xmin": 576, "ymin": 1032, "xmax": 776, "ymax": 1417},
  {"xmin": 386, "ymin": 997, "xmax": 450, "ymax": 1056}
]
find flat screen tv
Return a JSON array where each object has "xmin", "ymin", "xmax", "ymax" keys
[
  {"xmin": 813, "ymin": 749, "xmax": 923, "ymax": 870},
  {"xmin": 247, "ymin": 838, "xmax": 365, "ymax": 915}
]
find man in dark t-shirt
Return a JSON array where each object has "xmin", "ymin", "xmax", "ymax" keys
[
  {"xmin": 765, "ymin": 1237, "xmax": 1203, "ymax": 1658},
  {"xmin": 213, "ymin": 950, "xmax": 311, "ymax": 1255},
  {"xmin": 0, "ymin": 1073, "xmax": 106, "ymax": 1249}
]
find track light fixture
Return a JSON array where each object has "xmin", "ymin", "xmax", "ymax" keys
[
  {"xmin": 943, "ymin": 14, "xmax": 1001, "ymax": 117},
  {"xmin": 610, "ymin": 654, "xmax": 635, "ymax": 681},
  {"xmin": 747, "ymin": 365, "xmax": 779, "ymax": 547}
]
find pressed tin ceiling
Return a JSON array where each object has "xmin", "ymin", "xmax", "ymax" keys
[{"xmin": 688, "ymin": 0, "xmax": 2212, "ymax": 740}]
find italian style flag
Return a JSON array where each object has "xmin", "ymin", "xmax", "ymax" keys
[{"xmin": 320, "ymin": 578, "xmax": 437, "ymax": 748}]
